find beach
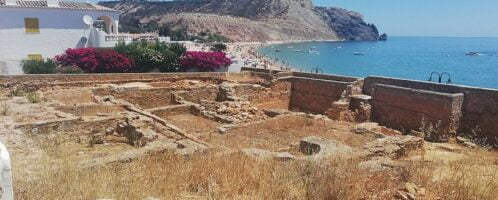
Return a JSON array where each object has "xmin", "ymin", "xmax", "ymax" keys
[{"xmin": 224, "ymin": 40, "xmax": 337, "ymax": 72}]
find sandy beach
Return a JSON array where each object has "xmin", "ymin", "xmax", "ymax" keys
[
  {"xmin": 184, "ymin": 40, "xmax": 340, "ymax": 72},
  {"xmin": 227, "ymin": 39, "xmax": 340, "ymax": 72}
]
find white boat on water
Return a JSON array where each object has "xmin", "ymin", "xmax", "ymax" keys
[
  {"xmin": 308, "ymin": 47, "xmax": 320, "ymax": 54},
  {"xmin": 292, "ymin": 49, "xmax": 303, "ymax": 52}
]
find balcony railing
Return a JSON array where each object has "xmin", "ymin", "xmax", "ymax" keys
[{"xmin": 104, "ymin": 35, "xmax": 133, "ymax": 42}]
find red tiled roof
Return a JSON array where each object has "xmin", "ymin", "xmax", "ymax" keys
[{"xmin": 0, "ymin": 0, "xmax": 117, "ymax": 11}]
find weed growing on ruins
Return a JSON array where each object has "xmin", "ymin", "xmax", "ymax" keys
[
  {"xmin": 420, "ymin": 118, "xmax": 446, "ymax": 142},
  {"xmin": 26, "ymin": 92, "xmax": 41, "ymax": 103},
  {"xmin": 9, "ymin": 87, "xmax": 24, "ymax": 97},
  {"xmin": 1, "ymin": 100, "xmax": 8, "ymax": 116}
]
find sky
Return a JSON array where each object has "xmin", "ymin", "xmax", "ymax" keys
[{"xmin": 314, "ymin": 0, "xmax": 498, "ymax": 37}]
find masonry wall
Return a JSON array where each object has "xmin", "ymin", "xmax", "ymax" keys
[
  {"xmin": 290, "ymin": 72, "xmax": 358, "ymax": 83},
  {"xmin": 232, "ymin": 81, "xmax": 292, "ymax": 109},
  {"xmin": 365, "ymin": 76, "xmax": 498, "ymax": 144},
  {"xmin": 0, "ymin": 73, "xmax": 230, "ymax": 86},
  {"xmin": 289, "ymin": 77, "xmax": 351, "ymax": 114},
  {"xmin": 371, "ymin": 84, "xmax": 464, "ymax": 134}
]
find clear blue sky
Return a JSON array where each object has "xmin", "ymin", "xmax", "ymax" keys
[{"xmin": 314, "ymin": 0, "xmax": 498, "ymax": 37}]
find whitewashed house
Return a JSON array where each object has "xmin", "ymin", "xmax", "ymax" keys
[{"xmin": 0, "ymin": 0, "xmax": 132, "ymax": 74}]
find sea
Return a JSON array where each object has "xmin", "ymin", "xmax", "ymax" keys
[{"xmin": 259, "ymin": 37, "xmax": 498, "ymax": 89}]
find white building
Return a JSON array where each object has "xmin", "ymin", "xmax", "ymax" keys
[{"xmin": 0, "ymin": 0, "xmax": 132, "ymax": 74}]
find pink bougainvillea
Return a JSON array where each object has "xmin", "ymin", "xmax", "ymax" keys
[
  {"xmin": 55, "ymin": 48, "xmax": 134, "ymax": 73},
  {"xmin": 179, "ymin": 51, "xmax": 232, "ymax": 71}
]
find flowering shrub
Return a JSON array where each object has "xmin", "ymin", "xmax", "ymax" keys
[
  {"xmin": 55, "ymin": 48, "xmax": 133, "ymax": 73},
  {"xmin": 179, "ymin": 51, "xmax": 232, "ymax": 71}
]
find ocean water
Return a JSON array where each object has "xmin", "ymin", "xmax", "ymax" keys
[{"xmin": 259, "ymin": 37, "xmax": 498, "ymax": 89}]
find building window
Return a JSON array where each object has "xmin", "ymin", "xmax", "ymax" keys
[
  {"xmin": 27, "ymin": 54, "xmax": 43, "ymax": 61},
  {"xmin": 24, "ymin": 18, "xmax": 40, "ymax": 34}
]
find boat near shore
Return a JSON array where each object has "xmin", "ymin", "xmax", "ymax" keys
[{"xmin": 308, "ymin": 47, "xmax": 320, "ymax": 54}]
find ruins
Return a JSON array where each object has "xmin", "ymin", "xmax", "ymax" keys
[{"xmin": 0, "ymin": 68, "xmax": 497, "ymax": 199}]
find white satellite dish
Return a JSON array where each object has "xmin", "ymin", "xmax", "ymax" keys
[{"xmin": 82, "ymin": 15, "xmax": 94, "ymax": 26}]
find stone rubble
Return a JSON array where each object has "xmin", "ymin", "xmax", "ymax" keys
[
  {"xmin": 299, "ymin": 136, "xmax": 353, "ymax": 158},
  {"xmin": 363, "ymin": 136, "xmax": 424, "ymax": 159},
  {"xmin": 241, "ymin": 148, "xmax": 295, "ymax": 161}
]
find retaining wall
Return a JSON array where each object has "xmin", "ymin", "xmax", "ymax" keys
[
  {"xmin": 288, "ymin": 77, "xmax": 351, "ymax": 114},
  {"xmin": 372, "ymin": 84, "xmax": 464, "ymax": 134},
  {"xmin": 365, "ymin": 76, "xmax": 498, "ymax": 144}
]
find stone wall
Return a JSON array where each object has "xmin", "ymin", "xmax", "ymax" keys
[
  {"xmin": 290, "ymin": 72, "xmax": 358, "ymax": 83},
  {"xmin": 95, "ymin": 88, "xmax": 178, "ymax": 110},
  {"xmin": 371, "ymin": 84, "xmax": 464, "ymax": 134},
  {"xmin": 240, "ymin": 67, "xmax": 284, "ymax": 74},
  {"xmin": 0, "ymin": 73, "xmax": 230, "ymax": 86},
  {"xmin": 288, "ymin": 77, "xmax": 351, "ymax": 114},
  {"xmin": 232, "ymin": 81, "xmax": 292, "ymax": 109},
  {"xmin": 365, "ymin": 76, "xmax": 498, "ymax": 144},
  {"xmin": 176, "ymin": 86, "xmax": 220, "ymax": 104}
]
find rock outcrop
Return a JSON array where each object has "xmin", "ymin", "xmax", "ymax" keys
[{"xmin": 99, "ymin": 0, "xmax": 380, "ymax": 42}]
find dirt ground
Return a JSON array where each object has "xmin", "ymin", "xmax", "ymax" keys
[{"xmin": 0, "ymin": 76, "xmax": 496, "ymax": 200}]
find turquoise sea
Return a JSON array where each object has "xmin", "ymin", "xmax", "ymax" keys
[{"xmin": 259, "ymin": 37, "xmax": 498, "ymax": 89}]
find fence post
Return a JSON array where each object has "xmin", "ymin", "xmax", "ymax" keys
[{"xmin": 0, "ymin": 141, "xmax": 13, "ymax": 200}]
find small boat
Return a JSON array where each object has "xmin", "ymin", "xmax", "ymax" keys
[
  {"xmin": 287, "ymin": 46, "xmax": 294, "ymax": 49},
  {"xmin": 337, "ymin": 46, "xmax": 342, "ymax": 49},
  {"xmin": 308, "ymin": 47, "xmax": 320, "ymax": 54},
  {"xmin": 353, "ymin": 52, "xmax": 365, "ymax": 56},
  {"xmin": 465, "ymin": 52, "xmax": 484, "ymax": 56},
  {"xmin": 275, "ymin": 49, "xmax": 281, "ymax": 52},
  {"xmin": 292, "ymin": 49, "xmax": 303, "ymax": 52}
]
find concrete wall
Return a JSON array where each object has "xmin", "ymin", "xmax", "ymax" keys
[
  {"xmin": 365, "ymin": 76, "xmax": 498, "ymax": 144},
  {"xmin": 0, "ymin": 7, "xmax": 120, "ymax": 74},
  {"xmin": 371, "ymin": 83, "xmax": 464, "ymax": 134},
  {"xmin": 289, "ymin": 77, "xmax": 351, "ymax": 114}
]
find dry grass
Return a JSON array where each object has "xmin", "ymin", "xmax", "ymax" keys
[
  {"xmin": 25, "ymin": 92, "xmax": 41, "ymax": 104},
  {"xmin": 407, "ymin": 148, "xmax": 498, "ymax": 200},
  {"xmin": 1, "ymin": 100, "xmax": 8, "ymax": 116},
  {"xmin": 13, "ymin": 150, "xmax": 400, "ymax": 200},
  {"xmin": 13, "ymin": 141, "xmax": 498, "ymax": 200}
]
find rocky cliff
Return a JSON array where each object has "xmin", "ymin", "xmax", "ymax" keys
[{"xmin": 100, "ymin": 0, "xmax": 381, "ymax": 42}]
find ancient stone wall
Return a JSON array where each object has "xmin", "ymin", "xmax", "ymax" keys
[
  {"xmin": 365, "ymin": 76, "xmax": 498, "ymax": 144},
  {"xmin": 0, "ymin": 73, "xmax": 230, "ymax": 86},
  {"xmin": 371, "ymin": 84, "xmax": 464, "ymax": 134},
  {"xmin": 176, "ymin": 86, "xmax": 220, "ymax": 104},
  {"xmin": 97, "ymin": 88, "xmax": 178, "ymax": 110},
  {"xmin": 289, "ymin": 77, "xmax": 351, "ymax": 114},
  {"xmin": 232, "ymin": 81, "xmax": 292, "ymax": 109}
]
